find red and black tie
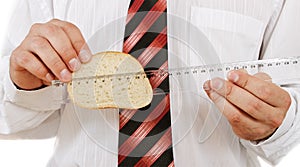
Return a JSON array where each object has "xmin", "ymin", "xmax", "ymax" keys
[{"xmin": 118, "ymin": 0, "xmax": 174, "ymax": 166}]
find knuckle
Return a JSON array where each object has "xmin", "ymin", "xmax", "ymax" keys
[
  {"xmin": 270, "ymin": 118, "xmax": 283, "ymax": 128},
  {"xmin": 49, "ymin": 57, "xmax": 64, "ymax": 71},
  {"xmin": 43, "ymin": 24, "xmax": 59, "ymax": 36},
  {"xmin": 63, "ymin": 21, "xmax": 77, "ymax": 30},
  {"xmin": 15, "ymin": 52, "xmax": 31, "ymax": 65},
  {"xmin": 247, "ymin": 100, "xmax": 262, "ymax": 114},
  {"xmin": 34, "ymin": 65, "xmax": 48, "ymax": 77},
  {"xmin": 283, "ymin": 94, "xmax": 292, "ymax": 109},
  {"xmin": 11, "ymin": 49, "xmax": 19, "ymax": 60},
  {"xmin": 229, "ymin": 113, "xmax": 241, "ymax": 125},
  {"xmin": 73, "ymin": 40, "xmax": 85, "ymax": 50},
  {"xmin": 49, "ymin": 18, "xmax": 61, "ymax": 23},
  {"xmin": 60, "ymin": 47, "xmax": 76, "ymax": 58},
  {"xmin": 30, "ymin": 23, "xmax": 42, "ymax": 33},
  {"xmin": 50, "ymin": 19, "xmax": 79, "ymax": 31},
  {"xmin": 258, "ymin": 86, "xmax": 272, "ymax": 100},
  {"xmin": 51, "ymin": 58, "xmax": 62, "ymax": 67},
  {"xmin": 31, "ymin": 37, "xmax": 48, "ymax": 49},
  {"xmin": 269, "ymin": 114, "xmax": 284, "ymax": 128}
]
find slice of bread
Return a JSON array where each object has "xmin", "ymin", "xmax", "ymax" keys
[{"xmin": 67, "ymin": 51, "xmax": 153, "ymax": 110}]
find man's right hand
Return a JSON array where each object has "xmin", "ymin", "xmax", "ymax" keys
[{"xmin": 9, "ymin": 19, "xmax": 92, "ymax": 90}]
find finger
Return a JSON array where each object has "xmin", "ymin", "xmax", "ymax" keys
[
  {"xmin": 227, "ymin": 70, "xmax": 291, "ymax": 108},
  {"xmin": 237, "ymin": 68, "xmax": 248, "ymax": 74},
  {"xmin": 49, "ymin": 19, "xmax": 92, "ymax": 63},
  {"xmin": 253, "ymin": 72, "xmax": 272, "ymax": 82},
  {"xmin": 24, "ymin": 36, "xmax": 72, "ymax": 82},
  {"xmin": 207, "ymin": 78, "xmax": 280, "ymax": 125},
  {"xmin": 206, "ymin": 90, "xmax": 272, "ymax": 140},
  {"xmin": 30, "ymin": 22, "xmax": 81, "ymax": 71},
  {"xmin": 12, "ymin": 50, "xmax": 54, "ymax": 82}
]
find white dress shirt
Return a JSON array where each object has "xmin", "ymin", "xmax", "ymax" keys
[{"xmin": 1, "ymin": 0, "xmax": 300, "ymax": 166}]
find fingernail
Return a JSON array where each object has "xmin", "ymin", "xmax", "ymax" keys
[
  {"xmin": 79, "ymin": 50, "xmax": 92, "ymax": 63},
  {"xmin": 69, "ymin": 58, "xmax": 81, "ymax": 71},
  {"xmin": 60, "ymin": 69, "xmax": 72, "ymax": 82},
  {"xmin": 211, "ymin": 78, "xmax": 223, "ymax": 90},
  {"xmin": 46, "ymin": 73, "xmax": 54, "ymax": 82},
  {"xmin": 203, "ymin": 81, "xmax": 211, "ymax": 91},
  {"xmin": 228, "ymin": 71, "xmax": 239, "ymax": 82}
]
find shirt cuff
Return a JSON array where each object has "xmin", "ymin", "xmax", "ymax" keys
[{"xmin": 3, "ymin": 72, "xmax": 66, "ymax": 111}]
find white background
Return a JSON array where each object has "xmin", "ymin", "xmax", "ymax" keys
[{"xmin": 0, "ymin": 1, "xmax": 299, "ymax": 167}]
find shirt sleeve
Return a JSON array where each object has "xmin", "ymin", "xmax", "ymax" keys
[
  {"xmin": 0, "ymin": 0, "xmax": 63, "ymax": 136},
  {"xmin": 241, "ymin": 0, "xmax": 300, "ymax": 165}
]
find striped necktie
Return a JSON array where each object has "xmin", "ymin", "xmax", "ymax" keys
[{"xmin": 118, "ymin": 0, "xmax": 174, "ymax": 166}]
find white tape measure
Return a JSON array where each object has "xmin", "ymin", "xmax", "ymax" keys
[
  {"xmin": 52, "ymin": 56, "xmax": 300, "ymax": 89},
  {"xmin": 167, "ymin": 56, "xmax": 300, "ymax": 85}
]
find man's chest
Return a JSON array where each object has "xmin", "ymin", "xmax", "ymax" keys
[{"xmin": 52, "ymin": 0, "xmax": 281, "ymax": 63}]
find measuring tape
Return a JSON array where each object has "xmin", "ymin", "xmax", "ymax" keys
[{"xmin": 52, "ymin": 56, "xmax": 300, "ymax": 89}]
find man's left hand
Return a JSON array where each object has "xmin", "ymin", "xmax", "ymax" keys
[{"xmin": 203, "ymin": 70, "xmax": 291, "ymax": 141}]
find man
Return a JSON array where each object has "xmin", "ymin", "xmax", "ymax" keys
[{"xmin": 0, "ymin": 0, "xmax": 300, "ymax": 166}]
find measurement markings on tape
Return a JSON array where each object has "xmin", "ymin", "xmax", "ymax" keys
[{"xmin": 52, "ymin": 56, "xmax": 300, "ymax": 88}]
